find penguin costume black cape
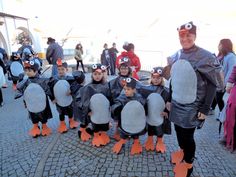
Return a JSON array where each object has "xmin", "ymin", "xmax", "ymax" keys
[
  {"xmin": 111, "ymin": 77, "xmax": 146, "ymax": 155},
  {"xmin": 48, "ymin": 60, "xmax": 79, "ymax": 133},
  {"xmin": 137, "ymin": 67, "xmax": 171, "ymax": 153},
  {"xmin": 15, "ymin": 59, "xmax": 53, "ymax": 137},
  {"xmin": 7, "ymin": 52, "xmax": 24, "ymax": 90},
  {"xmin": 76, "ymin": 64, "xmax": 111, "ymax": 147}
]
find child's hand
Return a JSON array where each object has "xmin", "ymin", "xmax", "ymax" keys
[
  {"xmin": 166, "ymin": 102, "xmax": 171, "ymax": 111},
  {"xmin": 197, "ymin": 112, "xmax": 206, "ymax": 120},
  {"xmin": 52, "ymin": 99, "xmax": 57, "ymax": 104},
  {"xmin": 88, "ymin": 112, "xmax": 92, "ymax": 116},
  {"xmin": 66, "ymin": 90, "xmax": 71, "ymax": 96},
  {"xmin": 161, "ymin": 112, "xmax": 168, "ymax": 119}
]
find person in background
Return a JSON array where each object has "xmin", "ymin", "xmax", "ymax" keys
[
  {"xmin": 0, "ymin": 47, "xmax": 9, "ymax": 64},
  {"xmin": 17, "ymin": 40, "xmax": 34, "ymax": 58},
  {"xmin": 46, "ymin": 37, "xmax": 64, "ymax": 77},
  {"xmin": 116, "ymin": 42, "xmax": 141, "ymax": 80},
  {"xmin": 109, "ymin": 42, "xmax": 119, "ymax": 75},
  {"xmin": 211, "ymin": 39, "xmax": 236, "ymax": 116},
  {"xmin": 101, "ymin": 43, "xmax": 111, "ymax": 75},
  {"xmin": 223, "ymin": 65, "xmax": 236, "ymax": 152},
  {"xmin": 0, "ymin": 53, "xmax": 7, "ymax": 106},
  {"xmin": 74, "ymin": 43, "xmax": 85, "ymax": 72}
]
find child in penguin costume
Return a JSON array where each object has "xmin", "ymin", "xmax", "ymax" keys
[
  {"xmin": 116, "ymin": 42, "xmax": 141, "ymax": 80},
  {"xmin": 112, "ymin": 77, "xmax": 146, "ymax": 155},
  {"xmin": 15, "ymin": 59, "xmax": 53, "ymax": 137},
  {"xmin": 108, "ymin": 56, "xmax": 132, "ymax": 140},
  {"xmin": 76, "ymin": 64, "xmax": 111, "ymax": 147},
  {"xmin": 48, "ymin": 60, "xmax": 79, "ymax": 133},
  {"xmin": 137, "ymin": 67, "xmax": 171, "ymax": 153},
  {"xmin": 7, "ymin": 52, "xmax": 24, "ymax": 90}
]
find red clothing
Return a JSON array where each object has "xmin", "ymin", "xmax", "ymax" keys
[
  {"xmin": 116, "ymin": 51, "xmax": 141, "ymax": 80},
  {"xmin": 224, "ymin": 65, "xmax": 236, "ymax": 151}
]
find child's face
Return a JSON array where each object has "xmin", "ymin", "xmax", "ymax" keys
[
  {"xmin": 124, "ymin": 86, "xmax": 136, "ymax": 97},
  {"xmin": 25, "ymin": 68, "xmax": 37, "ymax": 77},
  {"xmin": 151, "ymin": 75, "xmax": 162, "ymax": 86},
  {"xmin": 57, "ymin": 66, "xmax": 67, "ymax": 77},
  {"xmin": 92, "ymin": 71, "xmax": 103, "ymax": 82},
  {"xmin": 120, "ymin": 66, "xmax": 129, "ymax": 76}
]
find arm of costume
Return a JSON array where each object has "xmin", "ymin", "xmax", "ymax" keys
[
  {"xmin": 47, "ymin": 77, "xmax": 56, "ymax": 100},
  {"xmin": 15, "ymin": 79, "xmax": 27, "ymax": 99},
  {"xmin": 197, "ymin": 57, "xmax": 218, "ymax": 115},
  {"xmin": 0, "ymin": 59, "xmax": 7, "ymax": 74}
]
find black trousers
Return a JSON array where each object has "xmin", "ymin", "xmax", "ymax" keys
[
  {"xmin": 76, "ymin": 60, "xmax": 85, "ymax": 72},
  {"xmin": 211, "ymin": 91, "xmax": 225, "ymax": 111},
  {"xmin": 175, "ymin": 124, "xmax": 196, "ymax": 163},
  {"xmin": 0, "ymin": 88, "xmax": 3, "ymax": 104}
]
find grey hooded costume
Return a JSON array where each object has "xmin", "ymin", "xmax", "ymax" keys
[
  {"xmin": 169, "ymin": 45, "xmax": 218, "ymax": 128},
  {"xmin": 15, "ymin": 74, "xmax": 53, "ymax": 121}
]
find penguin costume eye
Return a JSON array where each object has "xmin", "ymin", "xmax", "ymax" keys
[
  {"xmin": 123, "ymin": 57, "xmax": 129, "ymax": 62},
  {"xmin": 29, "ymin": 60, "xmax": 35, "ymax": 65},
  {"xmin": 151, "ymin": 69, "xmax": 155, "ymax": 74},
  {"xmin": 185, "ymin": 23, "xmax": 192, "ymax": 30},
  {"xmin": 92, "ymin": 64, "xmax": 97, "ymax": 69},
  {"xmin": 125, "ymin": 77, "xmax": 131, "ymax": 83},
  {"xmin": 101, "ymin": 65, "xmax": 106, "ymax": 70},
  {"xmin": 157, "ymin": 69, "xmax": 162, "ymax": 74}
]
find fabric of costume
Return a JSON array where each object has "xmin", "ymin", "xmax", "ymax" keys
[
  {"xmin": 15, "ymin": 74, "xmax": 53, "ymax": 122},
  {"xmin": 70, "ymin": 80, "xmax": 84, "ymax": 121},
  {"xmin": 76, "ymin": 80, "xmax": 111, "ymax": 126},
  {"xmin": 48, "ymin": 75, "xmax": 75, "ymax": 118},
  {"xmin": 169, "ymin": 45, "xmax": 218, "ymax": 128},
  {"xmin": 7, "ymin": 59, "xmax": 24, "ymax": 83},
  {"xmin": 138, "ymin": 84, "xmax": 170, "ymax": 136},
  {"xmin": 111, "ymin": 93, "xmax": 146, "ymax": 138}
]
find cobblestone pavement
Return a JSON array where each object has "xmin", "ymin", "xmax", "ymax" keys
[{"xmin": 1, "ymin": 73, "xmax": 236, "ymax": 177}]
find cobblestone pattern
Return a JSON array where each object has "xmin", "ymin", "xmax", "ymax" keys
[{"xmin": 1, "ymin": 75, "xmax": 236, "ymax": 177}]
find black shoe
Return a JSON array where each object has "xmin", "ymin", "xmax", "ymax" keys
[
  {"xmin": 0, "ymin": 102, "xmax": 4, "ymax": 107},
  {"xmin": 219, "ymin": 138, "xmax": 226, "ymax": 145}
]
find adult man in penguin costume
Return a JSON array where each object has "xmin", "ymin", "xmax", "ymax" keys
[
  {"xmin": 137, "ymin": 67, "xmax": 170, "ymax": 153},
  {"xmin": 7, "ymin": 52, "xmax": 24, "ymax": 90},
  {"xmin": 15, "ymin": 59, "xmax": 53, "ymax": 137},
  {"xmin": 76, "ymin": 64, "xmax": 111, "ymax": 146},
  {"xmin": 169, "ymin": 22, "xmax": 218, "ymax": 177},
  {"xmin": 48, "ymin": 59, "xmax": 79, "ymax": 133},
  {"xmin": 112, "ymin": 77, "xmax": 146, "ymax": 155},
  {"xmin": 108, "ymin": 56, "xmax": 132, "ymax": 140}
]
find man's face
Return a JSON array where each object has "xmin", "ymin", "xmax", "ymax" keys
[{"xmin": 179, "ymin": 32, "xmax": 196, "ymax": 49}]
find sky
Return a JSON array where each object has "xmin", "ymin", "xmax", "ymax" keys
[{"xmin": 1, "ymin": 0, "xmax": 236, "ymax": 67}]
